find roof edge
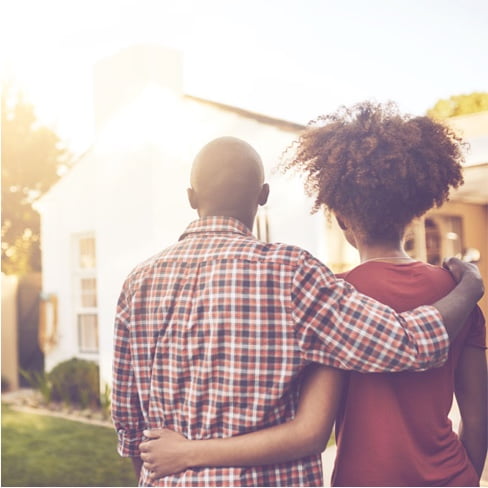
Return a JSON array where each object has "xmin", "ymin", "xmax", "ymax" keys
[{"xmin": 184, "ymin": 94, "xmax": 306, "ymax": 133}]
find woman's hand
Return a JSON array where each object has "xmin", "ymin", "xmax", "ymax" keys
[{"xmin": 139, "ymin": 428, "xmax": 191, "ymax": 480}]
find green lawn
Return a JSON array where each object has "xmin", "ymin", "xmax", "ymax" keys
[{"xmin": 1, "ymin": 404, "xmax": 138, "ymax": 487}]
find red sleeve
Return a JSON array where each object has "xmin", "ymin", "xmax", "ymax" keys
[{"xmin": 465, "ymin": 306, "xmax": 487, "ymax": 349}]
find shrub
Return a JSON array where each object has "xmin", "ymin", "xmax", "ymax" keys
[
  {"xmin": 19, "ymin": 369, "xmax": 53, "ymax": 404},
  {"xmin": 100, "ymin": 383, "xmax": 112, "ymax": 420},
  {"xmin": 49, "ymin": 358, "xmax": 100, "ymax": 408}
]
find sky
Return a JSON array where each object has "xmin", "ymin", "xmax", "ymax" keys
[{"xmin": 2, "ymin": 0, "xmax": 488, "ymax": 154}]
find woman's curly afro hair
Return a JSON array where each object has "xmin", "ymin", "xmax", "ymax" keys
[{"xmin": 281, "ymin": 101, "xmax": 466, "ymax": 241}]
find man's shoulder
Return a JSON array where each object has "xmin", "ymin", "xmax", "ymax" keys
[
  {"xmin": 125, "ymin": 247, "xmax": 175, "ymax": 282},
  {"xmin": 254, "ymin": 240, "xmax": 313, "ymax": 266},
  {"xmin": 124, "ymin": 239, "xmax": 321, "ymax": 284}
]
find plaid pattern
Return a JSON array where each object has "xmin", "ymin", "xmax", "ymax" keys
[{"xmin": 112, "ymin": 216, "xmax": 449, "ymax": 487}]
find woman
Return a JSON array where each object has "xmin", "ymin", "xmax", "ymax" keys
[{"xmin": 139, "ymin": 101, "xmax": 487, "ymax": 486}]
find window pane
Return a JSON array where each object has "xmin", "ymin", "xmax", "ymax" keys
[
  {"xmin": 79, "ymin": 237, "xmax": 96, "ymax": 269},
  {"xmin": 78, "ymin": 314, "xmax": 99, "ymax": 352},
  {"xmin": 443, "ymin": 215, "xmax": 463, "ymax": 257},
  {"xmin": 80, "ymin": 278, "xmax": 97, "ymax": 307}
]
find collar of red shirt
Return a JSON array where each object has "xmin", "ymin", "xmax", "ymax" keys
[{"xmin": 179, "ymin": 216, "xmax": 254, "ymax": 241}]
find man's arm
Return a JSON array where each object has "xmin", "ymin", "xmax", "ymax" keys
[
  {"xmin": 139, "ymin": 365, "xmax": 344, "ymax": 480},
  {"xmin": 292, "ymin": 254, "xmax": 484, "ymax": 373},
  {"xmin": 112, "ymin": 282, "xmax": 145, "ymax": 465}
]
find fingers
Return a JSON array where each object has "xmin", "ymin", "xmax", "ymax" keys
[
  {"xmin": 140, "ymin": 451, "xmax": 151, "ymax": 463},
  {"xmin": 139, "ymin": 428, "xmax": 164, "ymax": 452},
  {"xmin": 442, "ymin": 256, "xmax": 473, "ymax": 282},
  {"xmin": 143, "ymin": 460, "xmax": 166, "ymax": 481},
  {"xmin": 143, "ymin": 428, "xmax": 164, "ymax": 439},
  {"xmin": 442, "ymin": 256, "xmax": 462, "ymax": 269}
]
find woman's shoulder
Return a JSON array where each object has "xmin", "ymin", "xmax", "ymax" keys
[
  {"xmin": 340, "ymin": 260, "xmax": 454, "ymax": 282},
  {"xmin": 337, "ymin": 260, "xmax": 456, "ymax": 306}
]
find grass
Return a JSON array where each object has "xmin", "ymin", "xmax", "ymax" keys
[{"xmin": 1, "ymin": 404, "xmax": 138, "ymax": 487}]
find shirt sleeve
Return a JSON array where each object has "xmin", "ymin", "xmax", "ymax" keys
[
  {"xmin": 465, "ymin": 306, "xmax": 487, "ymax": 349},
  {"xmin": 111, "ymin": 279, "xmax": 145, "ymax": 457},
  {"xmin": 291, "ymin": 251, "xmax": 449, "ymax": 373}
]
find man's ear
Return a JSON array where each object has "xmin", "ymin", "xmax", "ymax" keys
[
  {"xmin": 258, "ymin": 183, "xmax": 270, "ymax": 206},
  {"xmin": 187, "ymin": 188, "xmax": 198, "ymax": 209}
]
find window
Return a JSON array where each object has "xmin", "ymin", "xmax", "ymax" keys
[{"xmin": 74, "ymin": 234, "xmax": 99, "ymax": 353}]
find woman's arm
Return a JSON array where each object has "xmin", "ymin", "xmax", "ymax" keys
[
  {"xmin": 454, "ymin": 344, "xmax": 488, "ymax": 478},
  {"xmin": 139, "ymin": 364, "xmax": 344, "ymax": 480}
]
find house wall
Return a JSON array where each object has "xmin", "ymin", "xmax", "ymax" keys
[
  {"xmin": 39, "ymin": 153, "xmax": 99, "ymax": 372},
  {"xmin": 1, "ymin": 274, "xmax": 19, "ymax": 390}
]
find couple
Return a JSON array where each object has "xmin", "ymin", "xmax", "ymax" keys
[{"xmin": 112, "ymin": 101, "xmax": 487, "ymax": 487}]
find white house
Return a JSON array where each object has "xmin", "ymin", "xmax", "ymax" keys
[
  {"xmin": 36, "ymin": 44, "xmax": 488, "ymax": 390},
  {"xmin": 35, "ymin": 45, "xmax": 355, "ymax": 388}
]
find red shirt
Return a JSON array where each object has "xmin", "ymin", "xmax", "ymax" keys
[
  {"xmin": 112, "ymin": 217, "xmax": 448, "ymax": 486},
  {"xmin": 332, "ymin": 261, "xmax": 486, "ymax": 487}
]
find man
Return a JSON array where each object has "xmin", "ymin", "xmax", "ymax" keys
[{"xmin": 112, "ymin": 136, "xmax": 483, "ymax": 486}]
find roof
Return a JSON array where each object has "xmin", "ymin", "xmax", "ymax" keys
[
  {"xmin": 184, "ymin": 94, "xmax": 306, "ymax": 133},
  {"xmin": 35, "ymin": 90, "xmax": 306, "ymax": 208}
]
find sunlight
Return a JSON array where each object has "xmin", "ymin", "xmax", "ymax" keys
[{"xmin": 95, "ymin": 82, "xmax": 188, "ymax": 153}]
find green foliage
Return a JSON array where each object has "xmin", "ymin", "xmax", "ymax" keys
[
  {"xmin": 49, "ymin": 358, "xmax": 101, "ymax": 408},
  {"xmin": 1, "ymin": 83, "xmax": 71, "ymax": 275},
  {"xmin": 19, "ymin": 369, "xmax": 53, "ymax": 405},
  {"xmin": 100, "ymin": 383, "xmax": 112, "ymax": 420},
  {"xmin": 1, "ymin": 404, "xmax": 137, "ymax": 486},
  {"xmin": 427, "ymin": 92, "xmax": 488, "ymax": 119}
]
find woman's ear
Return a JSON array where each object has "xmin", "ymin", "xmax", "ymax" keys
[
  {"xmin": 335, "ymin": 214, "xmax": 358, "ymax": 249},
  {"xmin": 335, "ymin": 215, "xmax": 347, "ymax": 231}
]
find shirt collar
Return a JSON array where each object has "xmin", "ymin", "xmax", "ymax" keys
[{"xmin": 179, "ymin": 216, "xmax": 254, "ymax": 241}]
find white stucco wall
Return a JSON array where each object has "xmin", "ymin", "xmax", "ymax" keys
[{"xmin": 37, "ymin": 152, "xmax": 99, "ymax": 372}]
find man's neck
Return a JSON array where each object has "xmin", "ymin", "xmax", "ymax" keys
[{"xmin": 198, "ymin": 209, "xmax": 255, "ymax": 231}]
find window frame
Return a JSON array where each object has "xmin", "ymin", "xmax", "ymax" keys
[{"xmin": 72, "ymin": 233, "xmax": 99, "ymax": 354}]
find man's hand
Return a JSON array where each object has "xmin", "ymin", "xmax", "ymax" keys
[
  {"xmin": 139, "ymin": 428, "xmax": 191, "ymax": 480},
  {"xmin": 442, "ymin": 257, "xmax": 484, "ymax": 300},
  {"xmin": 434, "ymin": 256, "xmax": 485, "ymax": 340}
]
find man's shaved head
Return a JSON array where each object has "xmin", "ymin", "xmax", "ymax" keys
[{"xmin": 188, "ymin": 137, "xmax": 269, "ymax": 228}]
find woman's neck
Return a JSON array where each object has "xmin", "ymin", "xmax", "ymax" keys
[{"xmin": 356, "ymin": 241, "xmax": 414, "ymax": 264}]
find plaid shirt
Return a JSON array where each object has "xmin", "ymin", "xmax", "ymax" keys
[{"xmin": 112, "ymin": 216, "xmax": 448, "ymax": 487}]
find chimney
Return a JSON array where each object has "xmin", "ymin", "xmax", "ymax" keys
[{"xmin": 93, "ymin": 44, "xmax": 183, "ymax": 132}]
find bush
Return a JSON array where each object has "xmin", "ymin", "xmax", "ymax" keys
[
  {"xmin": 49, "ymin": 358, "xmax": 100, "ymax": 408},
  {"xmin": 19, "ymin": 369, "xmax": 53, "ymax": 404}
]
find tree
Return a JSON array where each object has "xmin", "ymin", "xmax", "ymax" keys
[
  {"xmin": 1, "ymin": 85, "xmax": 71, "ymax": 275},
  {"xmin": 427, "ymin": 92, "xmax": 488, "ymax": 119}
]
